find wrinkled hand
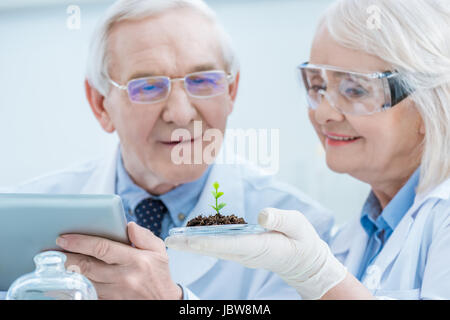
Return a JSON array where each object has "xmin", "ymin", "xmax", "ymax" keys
[
  {"xmin": 165, "ymin": 208, "xmax": 347, "ymax": 300},
  {"xmin": 56, "ymin": 222, "xmax": 182, "ymax": 300}
]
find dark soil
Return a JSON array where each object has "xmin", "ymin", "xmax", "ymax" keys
[{"xmin": 186, "ymin": 213, "xmax": 247, "ymax": 226}]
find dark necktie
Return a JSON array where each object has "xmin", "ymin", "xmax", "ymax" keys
[{"xmin": 134, "ymin": 198, "xmax": 168, "ymax": 238}]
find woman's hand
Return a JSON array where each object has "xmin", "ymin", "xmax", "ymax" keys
[{"xmin": 165, "ymin": 208, "xmax": 347, "ymax": 299}]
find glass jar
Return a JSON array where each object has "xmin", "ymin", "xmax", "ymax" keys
[{"xmin": 6, "ymin": 251, "xmax": 97, "ymax": 300}]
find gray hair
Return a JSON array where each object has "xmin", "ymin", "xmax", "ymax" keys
[
  {"xmin": 86, "ymin": 0, "xmax": 239, "ymax": 96},
  {"xmin": 322, "ymin": 0, "xmax": 450, "ymax": 194}
]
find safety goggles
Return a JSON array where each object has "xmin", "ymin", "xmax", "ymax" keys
[
  {"xmin": 297, "ymin": 62, "xmax": 410, "ymax": 116},
  {"xmin": 108, "ymin": 70, "xmax": 234, "ymax": 104}
]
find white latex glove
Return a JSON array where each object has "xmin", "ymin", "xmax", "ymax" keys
[{"xmin": 165, "ymin": 208, "xmax": 347, "ymax": 300}]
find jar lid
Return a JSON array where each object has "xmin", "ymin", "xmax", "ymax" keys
[{"xmin": 34, "ymin": 251, "xmax": 66, "ymax": 267}]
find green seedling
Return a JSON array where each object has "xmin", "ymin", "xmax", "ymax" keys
[{"xmin": 211, "ymin": 181, "xmax": 226, "ymax": 214}]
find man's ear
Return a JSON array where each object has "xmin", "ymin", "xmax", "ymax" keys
[
  {"xmin": 227, "ymin": 71, "xmax": 240, "ymax": 113},
  {"xmin": 84, "ymin": 78, "xmax": 115, "ymax": 133}
]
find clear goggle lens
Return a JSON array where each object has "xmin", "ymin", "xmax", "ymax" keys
[{"xmin": 297, "ymin": 63, "xmax": 409, "ymax": 116}]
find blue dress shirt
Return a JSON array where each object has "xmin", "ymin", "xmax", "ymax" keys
[
  {"xmin": 356, "ymin": 168, "xmax": 420, "ymax": 280},
  {"xmin": 115, "ymin": 149, "xmax": 212, "ymax": 239}
]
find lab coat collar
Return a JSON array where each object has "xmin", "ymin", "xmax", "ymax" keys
[
  {"xmin": 414, "ymin": 176, "xmax": 450, "ymax": 210},
  {"xmin": 80, "ymin": 144, "xmax": 119, "ymax": 195}
]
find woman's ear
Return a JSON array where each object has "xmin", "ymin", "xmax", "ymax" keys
[
  {"xmin": 412, "ymin": 101, "xmax": 426, "ymax": 136},
  {"xmin": 84, "ymin": 78, "xmax": 115, "ymax": 133},
  {"xmin": 408, "ymin": 99, "xmax": 425, "ymax": 136},
  {"xmin": 419, "ymin": 120, "xmax": 426, "ymax": 135}
]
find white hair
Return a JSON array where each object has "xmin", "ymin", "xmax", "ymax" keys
[
  {"xmin": 86, "ymin": 0, "xmax": 239, "ymax": 96},
  {"xmin": 321, "ymin": 0, "xmax": 450, "ymax": 194}
]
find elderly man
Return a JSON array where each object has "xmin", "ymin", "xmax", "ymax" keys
[{"xmin": 4, "ymin": 0, "xmax": 333, "ymax": 300}]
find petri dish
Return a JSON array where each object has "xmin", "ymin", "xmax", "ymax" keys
[{"xmin": 168, "ymin": 224, "xmax": 266, "ymax": 237}]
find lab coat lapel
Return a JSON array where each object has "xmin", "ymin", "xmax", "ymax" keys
[
  {"xmin": 369, "ymin": 179, "xmax": 450, "ymax": 274},
  {"xmin": 168, "ymin": 162, "xmax": 246, "ymax": 286},
  {"xmin": 167, "ymin": 248, "xmax": 219, "ymax": 286},
  {"xmin": 80, "ymin": 144, "xmax": 119, "ymax": 194},
  {"xmin": 415, "ymin": 177, "xmax": 450, "ymax": 205},
  {"xmin": 331, "ymin": 217, "xmax": 368, "ymax": 276},
  {"xmin": 369, "ymin": 213, "xmax": 414, "ymax": 275}
]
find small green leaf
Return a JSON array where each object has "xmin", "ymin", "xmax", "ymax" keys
[
  {"xmin": 216, "ymin": 192, "xmax": 224, "ymax": 198},
  {"xmin": 210, "ymin": 205, "xmax": 217, "ymax": 211},
  {"xmin": 213, "ymin": 181, "xmax": 219, "ymax": 191},
  {"xmin": 211, "ymin": 190, "xmax": 217, "ymax": 198},
  {"xmin": 217, "ymin": 203, "xmax": 226, "ymax": 211}
]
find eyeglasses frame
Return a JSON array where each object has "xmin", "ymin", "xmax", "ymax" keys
[{"xmin": 107, "ymin": 70, "xmax": 235, "ymax": 104}]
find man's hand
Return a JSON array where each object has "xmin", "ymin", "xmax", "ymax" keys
[{"xmin": 56, "ymin": 222, "xmax": 182, "ymax": 300}]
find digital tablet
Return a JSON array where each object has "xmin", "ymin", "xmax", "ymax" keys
[{"xmin": 0, "ymin": 193, "xmax": 129, "ymax": 291}]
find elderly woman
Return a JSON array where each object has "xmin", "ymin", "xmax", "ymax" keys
[{"xmin": 166, "ymin": 0, "xmax": 450, "ymax": 300}]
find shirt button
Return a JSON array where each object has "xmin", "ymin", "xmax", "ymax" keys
[
  {"xmin": 178, "ymin": 213, "xmax": 186, "ymax": 221},
  {"xmin": 364, "ymin": 265, "xmax": 381, "ymax": 290}
]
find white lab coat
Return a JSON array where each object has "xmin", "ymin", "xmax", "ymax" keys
[
  {"xmin": 3, "ymin": 144, "xmax": 333, "ymax": 300},
  {"xmin": 330, "ymin": 176, "xmax": 450, "ymax": 299}
]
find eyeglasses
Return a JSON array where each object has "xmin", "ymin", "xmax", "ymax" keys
[
  {"xmin": 297, "ymin": 62, "xmax": 411, "ymax": 116},
  {"xmin": 108, "ymin": 70, "xmax": 234, "ymax": 104}
]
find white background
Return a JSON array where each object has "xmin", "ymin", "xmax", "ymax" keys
[{"xmin": 0, "ymin": 0, "xmax": 370, "ymax": 226}]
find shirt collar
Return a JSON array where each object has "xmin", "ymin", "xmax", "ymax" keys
[
  {"xmin": 360, "ymin": 168, "xmax": 420, "ymax": 236},
  {"xmin": 115, "ymin": 146, "xmax": 212, "ymax": 225}
]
